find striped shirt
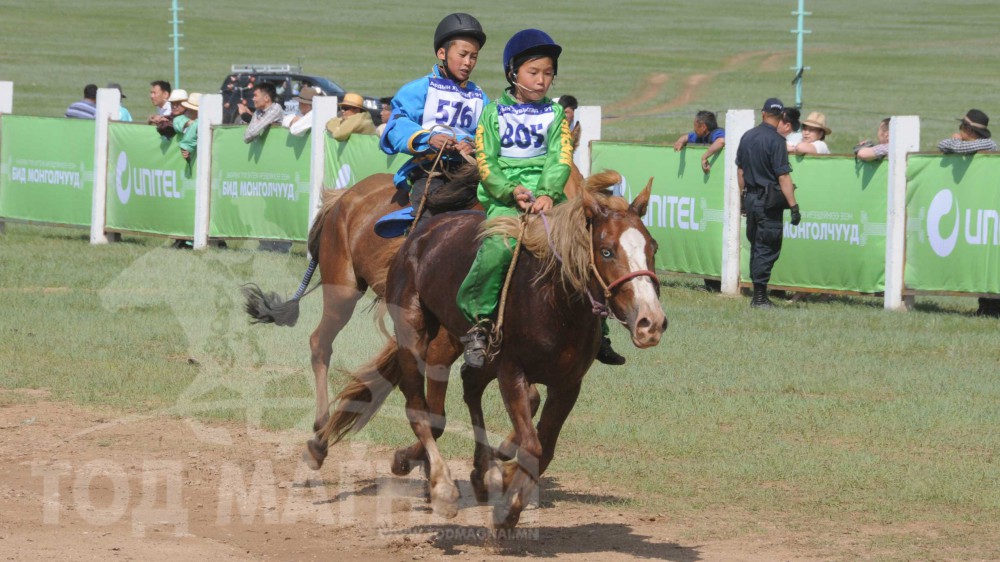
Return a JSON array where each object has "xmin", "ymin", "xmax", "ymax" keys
[
  {"xmin": 243, "ymin": 103, "xmax": 284, "ymax": 143},
  {"xmin": 65, "ymin": 100, "xmax": 96, "ymax": 119},
  {"xmin": 937, "ymin": 137, "xmax": 998, "ymax": 154}
]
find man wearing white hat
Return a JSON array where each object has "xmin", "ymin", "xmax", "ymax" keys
[
  {"xmin": 282, "ymin": 87, "xmax": 323, "ymax": 137},
  {"xmin": 151, "ymin": 88, "xmax": 188, "ymax": 140},
  {"xmin": 177, "ymin": 93, "xmax": 200, "ymax": 160}
]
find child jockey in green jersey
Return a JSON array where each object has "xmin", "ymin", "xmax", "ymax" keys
[
  {"xmin": 457, "ymin": 29, "xmax": 625, "ymax": 368},
  {"xmin": 379, "ymin": 13, "xmax": 488, "ymax": 221}
]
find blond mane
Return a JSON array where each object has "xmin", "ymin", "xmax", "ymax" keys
[{"xmin": 481, "ymin": 170, "xmax": 628, "ymax": 293}]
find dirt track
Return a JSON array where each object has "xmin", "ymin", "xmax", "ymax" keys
[{"xmin": 0, "ymin": 389, "xmax": 823, "ymax": 561}]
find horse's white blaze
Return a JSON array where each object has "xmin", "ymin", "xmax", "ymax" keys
[{"xmin": 619, "ymin": 227, "xmax": 659, "ymax": 309}]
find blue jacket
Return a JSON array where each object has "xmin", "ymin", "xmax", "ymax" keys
[{"xmin": 380, "ymin": 66, "xmax": 488, "ymax": 189}]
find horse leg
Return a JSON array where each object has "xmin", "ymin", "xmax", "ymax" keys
[
  {"xmin": 396, "ymin": 341, "xmax": 460, "ymax": 519},
  {"xmin": 492, "ymin": 369, "xmax": 543, "ymax": 530},
  {"xmin": 462, "ymin": 364, "xmax": 498, "ymax": 503},
  {"xmin": 310, "ymin": 283, "xmax": 364, "ymax": 433},
  {"xmin": 497, "ymin": 381, "xmax": 584, "ymax": 531},
  {"xmin": 495, "ymin": 383, "xmax": 540, "ymax": 461},
  {"xmin": 391, "ymin": 333, "xmax": 458, "ymax": 476}
]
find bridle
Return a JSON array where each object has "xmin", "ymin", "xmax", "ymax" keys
[{"xmin": 587, "ymin": 221, "xmax": 659, "ymax": 301}]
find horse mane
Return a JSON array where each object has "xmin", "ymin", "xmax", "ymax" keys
[
  {"xmin": 424, "ymin": 162, "xmax": 479, "ymax": 213},
  {"xmin": 481, "ymin": 170, "xmax": 628, "ymax": 293}
]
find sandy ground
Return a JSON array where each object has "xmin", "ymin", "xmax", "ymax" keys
[{"xmin": 0, "ymin": 389, "xmax": 834, "ymax": 561}]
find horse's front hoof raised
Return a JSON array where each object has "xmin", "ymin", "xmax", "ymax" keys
[
  {"xmin": 391, "ymin": 448, "xmax": 414, "ymax": 476},
  {"xmin": 303, "ymin": 439, "xmax": 328, "ymax": 470}
]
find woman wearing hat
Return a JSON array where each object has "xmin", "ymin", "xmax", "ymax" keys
[
  {"xmin": 792, "ymin": 111, "xmax": 831, "ymax": 154},
  {"xmin": 325, "ymin": 92, "xmax": 375, "ymax": 141},
  {"xmin": 176, "ymin": 93, "xmax": 201, "ymax": 160},
  {"xmin": 937, "ymin": 109, "xmax": 997, "ymax": 154}
]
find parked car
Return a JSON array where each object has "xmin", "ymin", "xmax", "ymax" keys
[{"xmin": 220, "ymin": 64, "xmax": 383, "ymax": 125}]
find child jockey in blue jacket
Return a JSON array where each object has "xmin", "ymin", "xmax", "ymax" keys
[{"xmin": 379, "ymin": 13, "xmax": 488, "ymax": 219}]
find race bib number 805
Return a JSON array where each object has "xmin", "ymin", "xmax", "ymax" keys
[{"xmin": 497, "ymin": 104, "xmax": 556, "ymax": 159}]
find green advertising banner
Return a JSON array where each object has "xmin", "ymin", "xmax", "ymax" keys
[
  {"xmin": 323, "ymin": 133, "xmax": 403, "ymax": 189},
  {"xmin": 106, "ymin": 122, "xmax": 196, "ymax": 236},
  {"xmin": 739, "ymin": 155, "xmax": 888, "ymax": 293},
  {"xmin": 210, "ymin": 126, "xmax": 311, "ymax": 240},
  {"xmin": 905, "ymin": 153, "xmax": 1000, "ymax": 294},
  {"xmin": 590, "ymin": 142, "xmax": 724, "ymax": 276},
  {"xmin": 0, "ymin": 115, "xmax": 94, "ymax": 226}
]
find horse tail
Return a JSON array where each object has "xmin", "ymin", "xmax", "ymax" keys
[
  {"xmin": 306, "ymin": 188, "xmax": 348, "ymax": 259},
  {"xmin": 241, "ymin": 259, "xmax": 318, "ymax": 327},
  {"xmin": 317, "ymin": 338, "xmax": 402, "ymax": 446}
]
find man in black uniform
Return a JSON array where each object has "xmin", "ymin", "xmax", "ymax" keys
[{"xmin": 736, "ymin": 98, "xmax": 801, "ymax": 308}]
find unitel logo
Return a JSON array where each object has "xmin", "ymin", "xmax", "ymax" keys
[
  {"xmin": 115, "ymin": 151, "xmax": 182, "ymax": 205},
  {"xmin": 926, "ymin": 189, "xmax": 1000, "ymax": 258}
]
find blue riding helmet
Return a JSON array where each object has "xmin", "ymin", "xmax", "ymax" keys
[{"xmin": 502, "ymin": 29, "xmax": 562, "ymax": 78}]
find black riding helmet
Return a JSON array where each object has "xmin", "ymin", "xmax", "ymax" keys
[{"xmin": 433, "ymin": 13, "xmax": 486, "ymax": 52}]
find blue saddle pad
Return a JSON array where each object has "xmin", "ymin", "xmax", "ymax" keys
[{"xmin": 374, "ymin": 206, "xmax": 415, "ymax": 238}]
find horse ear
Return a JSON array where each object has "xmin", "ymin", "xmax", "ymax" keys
[
  {"xmin": 629, "ymin": 177, "xmax": 654, "ymax": 217},
  {"xmin": 582, "ymin": 187, "xmax": 605, "ymax": 220}
]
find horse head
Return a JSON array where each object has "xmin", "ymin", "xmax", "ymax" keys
[{"xmin": 582, "ymin": 176, "xmax": 667, "ymax": 349}]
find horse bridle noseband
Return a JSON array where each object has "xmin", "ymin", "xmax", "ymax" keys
[{"xmin": 587, "ymin": 221, "xmax": 659, "ymax": 309}]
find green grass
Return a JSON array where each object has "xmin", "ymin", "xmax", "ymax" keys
[
  {"xmin": 2, "ymin": 223, "xmax": 999, "ymax": 558},
  {"xmin": 2, "ymin": 1, "xmax": 999, "ymax": 152}
]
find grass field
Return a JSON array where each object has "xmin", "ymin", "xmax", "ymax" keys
[
  {"xmin": 2, "ymin": 1, "xmax": 1000, "ymax": 152},
  {"xmin": 1, "ymin": 223, "xmax": 999, "ymax": 558}
]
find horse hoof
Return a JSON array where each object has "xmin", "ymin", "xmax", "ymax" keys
[
  {"xmin": 470, "ymin": 469, "xmax": 489, "ymax": 504},
  {"xmin": 303, "ymin": 439, "xmax": 328, "ymax": 471},
  {"xmin": 431, "ymin": 483, "xmax": 460, "ymax": 519},
  {"xmin": 492, "ymin": 500, "xmax": 523, "ymax": 531},
  {"xmin": 391, "ymin": 449, "xmax": 413, "ymax": 476},
  {"xmin": 486, "ymin": 462, "xmax": 505, "ymax": 493}
]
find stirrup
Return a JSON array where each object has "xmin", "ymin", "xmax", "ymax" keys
[{"xmin": 460, "ymin": 323, "xmax": 491, "ymax": 368}]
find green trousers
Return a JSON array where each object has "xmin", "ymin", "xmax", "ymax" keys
[{"xmin": 457, "ymin": 205, "xmax": 520, "ymax": 323}]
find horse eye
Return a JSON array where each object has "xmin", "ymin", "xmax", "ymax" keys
[{"xmin": 600, "ymin": 248, "xmax": 613, "ymax": 259}]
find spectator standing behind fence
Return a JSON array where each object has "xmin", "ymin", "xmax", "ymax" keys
[
  {"xmin": 792, "ymin": 112, "xmax": 830, "ymax": 154},
  {"xmin": 152, "ymin": 89, "xmax": 188, "ymax": 140},
  {"xmin": 240, "ymin": 83, "xmax": 284, "ymax": 143},
  {"xmin": 147, "ymin": 80, "xmax": 172, "ymax": 121},
  {"xmin": 778, "ymin": 107, "xmax": 801, "ymax": 150},
  {"xmin": 325, "ymin": 93, "xmax": 376, "ymax": 141},
  {"xmin": 937, "ymin": 109, "xmax": 997, "ymax": 154},
  {"xmin": 737, "ymin": 98, "xmax": 800, "ymax": 309},
  {"xmin": 107, "ymin": 83, "xmax": 132, "ymax": 122},
  {"xmin": 375, "ymin": 97, "xmax": 393, "ymax": 137},
  {"xmin": 673, "ymin": 110, "xmax": 725, "ymax": 174},
  {"xmin": 176, "ymin": 93, "xmax": 200, "ymax": 161},
  {"xmin": 936, "ymin": 109, "xmax": 998, "ymax": 317},
  {"xmin": 558, "ymin": 95, "xmax": 581, "ymax": 150},
  {"xmin": 65, "ymin": 84, "xmax": 97, "ymax": 119},
  {"xmin": 854, "ymin": 118, "xmax": 891, "ymax": 162},
  {"xmin": 282, "ymin": 87, "xmax": 322, "ymax": 137}
]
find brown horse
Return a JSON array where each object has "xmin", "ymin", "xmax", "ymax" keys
[
  {"xmin": 308, "ymin": 171, "xmax": 667, "ymax": 528},
  {"xmin": 244, "ymin": 163, "xmax": 585, "ymax": 474}
]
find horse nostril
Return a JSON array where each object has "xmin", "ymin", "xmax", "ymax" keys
[
  {"xmin": 637, "ymin": 317, "xmax": 651, "ymax": 330},
  {"xmin": 660, "ymin": 317, "xmax": 668, "ymax": 332}
]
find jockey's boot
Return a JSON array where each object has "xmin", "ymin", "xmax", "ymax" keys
[
  {"xmin": 460, "ymin": 321, "xmax": 491, "ymax": 368},
  {"xmin": 750, "ymin": 283, "xmax": 774, "ymax": 309},
  {"xmin": 596, "ymin": 337, "xmax": 626, "ymax": 365}
]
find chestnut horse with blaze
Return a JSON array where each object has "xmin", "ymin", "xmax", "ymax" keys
[
  {"xmin": 307, "ymin": 172, "xmax": 667, "ymax": 529},
  {"xmin": 243, "ymin": 164, "xmax": 584, "ymax": 474}
]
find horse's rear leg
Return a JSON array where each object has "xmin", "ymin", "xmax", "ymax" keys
[
  {"xmin": 495, "ymin": 384, "xmax": 540, "ymax": 461},
  {"xmin": 392, "ymin": 333, "xmax": 460, "ymax": 475},
  {"xmin": 310, "ymin": 283, "xmax": 363, "ymax": 433}
]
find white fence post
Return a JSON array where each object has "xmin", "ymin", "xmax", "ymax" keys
[
  {"xmin": 309, "ymin": 95, "xmax": 339, "ymax": 235},
  {"xmin": 0, "ymin": 81, "xmax": 10, "ymax": 234},
  {"xmin": 576, "ymin": 105, "xmax": 601, "ymax": 176},
  {"xmin": 193, "ymin": 94, "xmax": 222, "ymax": 250},
  {"xmin": 721, "ymin": 109, "xmax": 755, "ymax": 295},
  {"xmin": 90, "ymin": 88, "xmax": 121, "ymax": 245},
  {"xmin": 0, "ymin": 81, "xmax": 12, "ymax": 114},
  {"xmin": 884, "ymin": 115, "xmax": 920, "ymax": 311}
]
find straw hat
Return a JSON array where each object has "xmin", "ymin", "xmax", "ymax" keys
[
  {"xmin": 180, "ymin": 92, "xmax": 201, "ymax": 111},
  {"xmin": 167, "ymin": 88, "xmax": 189, "ymax": 103},
  {"xmin": 801, "ymin": 112, "xmax": 831, "ymax": 135},
  {"xmin": 339, "ymin": 92, "xmax": 365, "ymax": 110}
]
